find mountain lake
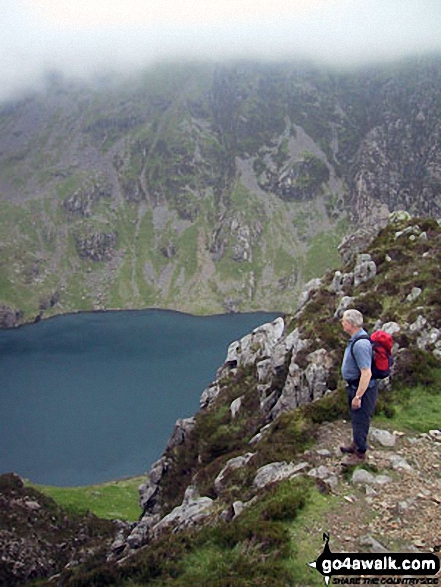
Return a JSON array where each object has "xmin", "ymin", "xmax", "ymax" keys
[{"xmin": 0, "ymin": 309, "xmax": 280, "ymax": 487}]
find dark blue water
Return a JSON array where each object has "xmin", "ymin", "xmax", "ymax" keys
[{"xmin": 0, "ymin": 310, "xmax": 279, "ymax": 487}]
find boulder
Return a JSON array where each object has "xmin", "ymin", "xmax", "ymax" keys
[
  {"xmin": 334, "ymin": 296, "xmax": 356, "ymax": 318},
  {"xmin": 125, "ymin": 514, "xmax": 160, "ymax": 549},
  {"xmin": 389, "ymin": 210, "xmax": 411, "ymax": 223},
  {"xmin": 329, "ymin": 271, "xmax": 354, "ymax": 295},
  {"xmin": 297, "ymin": 278, "xmax": 322, "ymax": 309},
  {"xmin": 222, "ymin": 317, "xmax": 285, "ymax": 370},
  {"xmin": 370, "ymin": 428, "xmax": 396, "ymax": 447},
  {"xmin": 152, "ymin": 486, "xmax": 214, "ymax": 536},
  {"xmin": 214, "ymin": 453, "xmax": 255, "ymax": 494},
  {"xmin": 166, "ymin": 418, "xmax": 196, "ymax": 451},
  {"xmin": 253, "ymin": 461, "xmax": 309, "ymax": 489},
  {"xmin": 200, "ymin": 382, "xmax": 221, "ymax": 409},
  {"xmin": 338, "ymin": 227, "xmax": 380, "ymax": 266},
  {"xmin": 352, "ymin": 469, "xmax": 376, "ymax": 486},
  {"xmin": 230, "ymin": 396, "xmax": 243, "ymax": 419},
  {"xmin": 353, "ymin": 254, "xmax": 377, "ymax": 288},
  {"xmin": 406, "ymin": 287, "xmax": 422, "ymax": 303}
]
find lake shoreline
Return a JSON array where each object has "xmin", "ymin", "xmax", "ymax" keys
[{"xmin": 4, "ymin": 305, "xmax": 284, "ymax": 331}]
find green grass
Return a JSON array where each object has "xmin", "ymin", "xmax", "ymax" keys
[
  {"xmin": 28, "ymin": 476, "xmax": 143, "ymax": 521},
  {"xmin": 374, "ymin": 378, "xmax": 441, "ymax": 433}
]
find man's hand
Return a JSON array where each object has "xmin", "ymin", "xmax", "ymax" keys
[
  {"xmin": 351, "ymin": 396, "xmax": 362, "ymax": 410},
  {"xmin": 351, "ymin": 367, "xmax": 372, "ymax": 410}
]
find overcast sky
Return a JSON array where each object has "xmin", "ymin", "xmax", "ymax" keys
[{"xmin": 1, "ymin": 0, "xmax": 441, "ymax": 100}]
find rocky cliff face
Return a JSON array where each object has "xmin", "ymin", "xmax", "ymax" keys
[
  {"xmin": 1, "ymin": 57, "xmax": 441, "ymax": 324},
  {"xmin": 108, "ymin": 212, "xmax": 441, "ymax": 560},
  {"xmin": 2, "ymin": 213, "xmax": 441, "ymax": 586}
]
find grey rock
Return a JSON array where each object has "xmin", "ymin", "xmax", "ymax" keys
[
  {"xmin": 308, "ymin": 465, "xmax": 332, "ymax": 480},
  {"xmin": 200, "ymin": 382, "xmax": 221, "ymax": 409},
  {"xmin": 153, "ymin": 487, "xmax": 214, "ymax": 536},
  {"xmin": 334, "ymin": 296, "xmax": 356, "ymax": 318},
  {"xmin": 297, "ymin": 278, "xmax": 322, "ymax": 309},
  {"xmin": 417, "ymin": 327, "xmax": 441, "ymax": 350},
  {"xmin": 359, "ymin": 535, "xmax": 389, "ymax": 553},
  {"xmin": 372, "ymin": 475, "xmax": 393, "ymax": 486},
  {"xmin": 354, "ymin": 255, "xmax": 377, "ymax": 288},
  {"xmin": 256, "ymin": 359, "xmax": 273, "ymax": 384},
  {"xmin": 395, "ymin": 225, "xmax": 422, "ymax": 239},
  {"xmin": 253, "ymin": 461, "xmax": 309, "ymax": 489},
  {"xmin": 317, "ymin": 449, "xmax": 332, "ymax": 458},
  {"xmin": 214, "ymin": 453, "xmax": 255, "ymax": 493},
  {"xmin": 166, "ymin": 417, "xmax": 196, "ymax": 451},
  {"xmin": 328, "ymin": 270, "xmax": 354, "ymax": 295},
  {"xmin": 232, "ymin": 501, "xmax": 245, "ymax": 518},
  {"xmin": 271, "ymin": 347, "xmax": 332, "ymax": 418},
  {"xmin": 249, "ymin": 423, "xmax": 272, "ymax": 445},
  {"xmin": 222, "ymin": 317, "xmax": 285, "ymax": 370},
  {"xmin": 126, "ymin": 514, "xmax": 161, "ymax": 549},
  {"xmin": 389, "ymin": 210, "xmax": 411, "ymax": 223},
  {"xmin": 389, "ymin": 455, "xmax": 413, "ymax": 472},
  {"xmin": 370, "ymin": 428, "xmax": 396, "ymax": 447},
  {"xmin": 380, "ymin": 321, "xmax": 401, "ymax": 335},
  {"xmin": 406, "ymin": 287, "xmax": 422, "ymax": 303},
  {"xmin": 352, "ymin": 469, "xmax": 376, "ymax": 485},
  {"xmin": 139, "ymin": 457, "xmax": 169, "ymax": 513},
  {"xmin": 338, "ymin": 227, "xmax": 380, "ymax": 266},
  {"xmin": 230, "ymin": 396, "xmax": 243, "ymax": 419},
  {"xmin": 410, "ymin": 315, "xmax": 427, "ymax": 332},
  {"xmin": 365, "ymin": 485, "xmax": 378, "ymax": 496}
]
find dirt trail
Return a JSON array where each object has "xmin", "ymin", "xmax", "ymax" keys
[{"xmin": 300, "ymin": 420, "xmax": 441, "ymax": 580}]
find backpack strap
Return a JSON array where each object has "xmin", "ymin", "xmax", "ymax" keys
[{"xmin": 349, "ymin": 334, "xmax": 371, "ymax": 371}]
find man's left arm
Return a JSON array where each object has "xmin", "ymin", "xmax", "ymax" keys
[{"xmin": 352, "ymin": 367, "xmax": 371, "ymax": 410}]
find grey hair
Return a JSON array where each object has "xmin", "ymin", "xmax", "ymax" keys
[{"xmin": 342, "ymin": 309, "xmax": 363, "ymax": 327}]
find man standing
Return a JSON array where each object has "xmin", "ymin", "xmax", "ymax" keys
[{"xmin": 340, "ymin": 309, "xmax": 378, "ymax": 464}]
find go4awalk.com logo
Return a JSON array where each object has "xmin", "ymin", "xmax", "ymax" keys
[{"xmin": 308, "ymin": 534, "xmax": 440, "ymax": 585}]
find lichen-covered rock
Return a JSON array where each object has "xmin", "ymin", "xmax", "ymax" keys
[
  {"xmin": 338, "ymin": 227, "xmax": 380, "ymax": 266},
  {"xmin": 166, "ymin": 418, "xmax": 196, "ymax": 451},
  {"xmin": 151, "ymin": 486, "xmax": 214, "ymax": 537},
  {"xmin": 139, "ymin": 457, "xmax": 169, "ymax": 513},
  {"xmin": 221, "ymin": 317, "xmax": 285, "ymax": 371},
  {"xmin": 353, "ymin": 254, "xmax": 377, "ymax": 287},
  {"xmin": 253, "ymin": 461, "xmax": 310, "ymax": 489},
  {"xmin": 214, "ymin": 453, "xmax": 255, "ymax": 494},
  {"xmin": 271, "ymin": 347, "xmax": 332, "ymax": 419},
  {"xmin": 329, "ymin": 270, "xmax": 354, "ymax": 295}
]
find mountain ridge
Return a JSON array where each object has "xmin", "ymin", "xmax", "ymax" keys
[{"xmin": 2, "ymin": 56, "xmax": 441, "ymax": 325}]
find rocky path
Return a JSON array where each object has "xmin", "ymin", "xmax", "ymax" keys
[{"xmin": 300, "ymin": 420, "xmax": 441, "ymax": 579}]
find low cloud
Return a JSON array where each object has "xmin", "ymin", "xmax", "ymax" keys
[{"xmin": 1, "ymin": 0, "xmax": 441, "ymax": 100}]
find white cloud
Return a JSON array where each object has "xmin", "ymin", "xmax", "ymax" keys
[{"xmin": 1, "ymin": 0, "xmax": 441, "ymax": 100}]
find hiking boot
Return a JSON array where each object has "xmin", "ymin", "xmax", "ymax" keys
[
  {"xmin": 340, "ymin": 442, "xmax": 357, "ymax": 454},
  {"xmin": 342, "ymin": 451, "xmax": 367, "ymax": 466}
]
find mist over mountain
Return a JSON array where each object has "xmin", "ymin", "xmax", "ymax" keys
[
  {"xmin": 1, "ymin": 56, "xmax": 441, "ymax": 326},
  {"xmin": 2, "ymin": 0, "xmax": 441, "ymax": 102}
]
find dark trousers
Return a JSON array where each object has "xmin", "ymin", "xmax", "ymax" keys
[{"xmin": 346, "ymin": 382, "xmax": 378, "ymax": 453}]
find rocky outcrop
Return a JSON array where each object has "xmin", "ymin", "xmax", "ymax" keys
[
  {"xmin": 63, "ymin": 180, "xmax": 112, "ymax": 217},
  {"xmin": 0, "ymin": 304, "xmax": 23, "ymax": 328},
  {"xmin": 74, "ymin": 232, "xmax": 118, "ymax": 262},
  {"xmin": 0, "ymin": 473, "xmax": 117, "ymax": 586}
]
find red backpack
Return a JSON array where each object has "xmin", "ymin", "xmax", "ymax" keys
[{"xmin": 350, "ymin": 330, "xmax": 393, "ymax": 380}]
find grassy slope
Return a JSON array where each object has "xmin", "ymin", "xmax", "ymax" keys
[
  {"xmin": 28, "ymin": 477, "xmax": 143, "ymax": 522},
  {"xmin": 44, "ymin": 371, "xmax": 440, "ymax": 587}
]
